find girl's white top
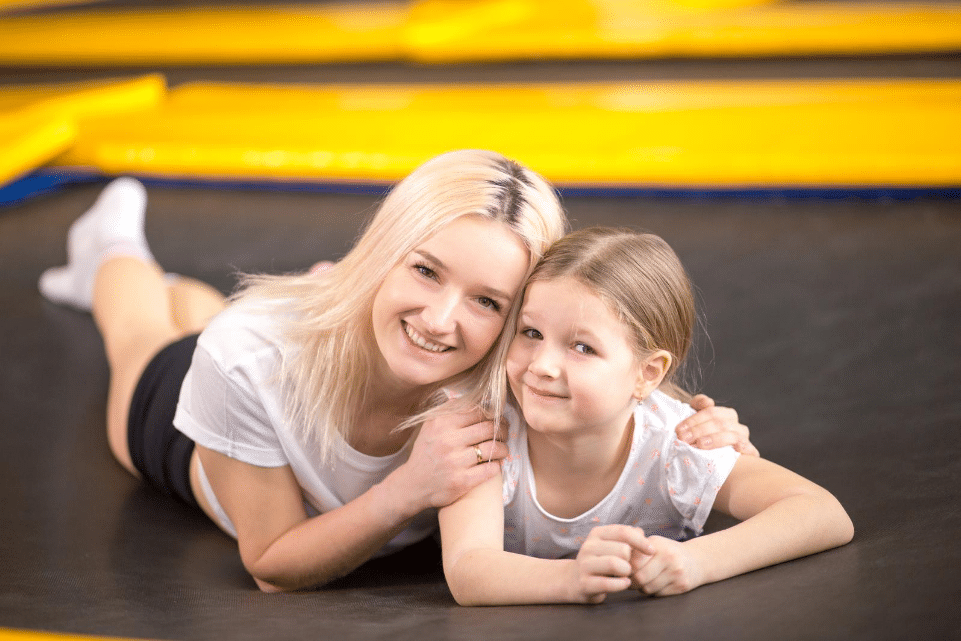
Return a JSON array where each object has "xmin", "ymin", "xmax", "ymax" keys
[
  {"xmin": 174, "ymin": 301, "xmax": 437, "ymax": 554},
  {"xmin": 501, "ymin": 391, "xmax": 740, "ymax": 559}
]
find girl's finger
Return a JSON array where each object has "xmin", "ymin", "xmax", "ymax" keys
[
  {"xmin": 582, "ymin": 555, "xmax": 633, "ymax": 578},
  {"xmin": 583, "ymin": 575, "xmax": 632, "ymax": 598},
  {"xmin": 581, "ymin": 539, "xmax": 634, "ymax": 562},
  {"xmin": 592, "ymin": 524, "xmax": 655, "ymax": 555}
]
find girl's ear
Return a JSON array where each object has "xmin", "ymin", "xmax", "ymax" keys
[{"xmin": 634, "ymin": 350, "xmax": 673, "ymax": 401}]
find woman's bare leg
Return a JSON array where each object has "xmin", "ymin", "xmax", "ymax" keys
[
  {"xmin": 40, "ymin": 178, "xmax": 227, "ymax": 476},
  {"xmin": 94, "ymin": 256, "xmax": 185, "ymax": 475},
  {"xmin": 167, "ymin": 275, "xmax": 227, "ymax": 335}
]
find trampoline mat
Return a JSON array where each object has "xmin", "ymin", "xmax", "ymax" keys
[{"xmin": 1, "ymin": 53, "xmax": 960, "ymax": 641}]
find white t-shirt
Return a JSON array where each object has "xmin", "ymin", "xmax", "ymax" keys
[
  {"xmin": 173, "ymin": 301, "xmax": 437, "ymax": 554},
  {"xmin": 501, "ymin": 391, "xmax": 740, "ymax": 559}
]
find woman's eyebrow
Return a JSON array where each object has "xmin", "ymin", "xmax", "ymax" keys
[{"xmin": 413, "ymin": 249, "xmax": 513, "ymax": 301}]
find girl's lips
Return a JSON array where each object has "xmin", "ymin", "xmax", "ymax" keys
[{"xmin": 526, "ymin": 384, "xmax": 567, "ymax": 400}]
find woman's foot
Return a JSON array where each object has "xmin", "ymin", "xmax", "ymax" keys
[{"xmin": 39, "ymin": 177, "xmax": 154, "ymax": 311}]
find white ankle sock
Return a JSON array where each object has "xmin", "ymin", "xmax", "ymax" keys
[{"xmin": 39, "ymin": 177, "xmax": 155, "ymax": 311}]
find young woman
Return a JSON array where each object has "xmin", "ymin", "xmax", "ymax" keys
[
  {"xmin": 439, "ymin": 227, "xmax": 853, "ymax": 605},
  {"xmin": 39, "ymin": 151, "xmax": 753, "ymax": 592}
]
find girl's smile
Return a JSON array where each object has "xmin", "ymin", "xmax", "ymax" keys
[{"xmin": 507, "ymin": 276, "xmax": 643, "ymax": 439}]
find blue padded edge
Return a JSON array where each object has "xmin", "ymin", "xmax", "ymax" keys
[{"xmin": 3, "ymin": 169, "xmax": 959, "ymax": 208}]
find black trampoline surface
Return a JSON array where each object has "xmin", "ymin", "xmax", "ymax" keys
[{"xmin": 2, "ymin": 51, "xmax": 961, "ymax": 641}]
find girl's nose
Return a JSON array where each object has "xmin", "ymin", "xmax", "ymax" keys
[{"xmin": 529, "ymin": 345, "xmax": 561, "ymax": 379}]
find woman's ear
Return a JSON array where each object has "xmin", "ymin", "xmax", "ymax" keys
[{"xmin": 634, "ymin": 350, "xmax": 673, "ymax": 401}]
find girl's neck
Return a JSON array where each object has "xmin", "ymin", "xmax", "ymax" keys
[{"xmin": 526, "ymin": 413, "xmax": 635, "ymax": 519}]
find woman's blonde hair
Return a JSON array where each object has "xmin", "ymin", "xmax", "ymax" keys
[
  {"xmin": 526, "ymin": 226, "xmax": 697, "ymax": 400},
  {"xmin": 236, "ymin": 150, "xmax": 567, "ymax": 460}
]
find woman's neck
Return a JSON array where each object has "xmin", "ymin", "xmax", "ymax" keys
[
  {"xmin": 352, "ymin": 355, "xmax": 442, "ymax": 457},
  {"xmin": 526, "ymin": 413, "xmax": 635, "ymax": 519}
]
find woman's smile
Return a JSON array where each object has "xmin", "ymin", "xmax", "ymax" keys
[{"xmin": 403, "ymin": 320, "xmax": 453, "ymax": 353}]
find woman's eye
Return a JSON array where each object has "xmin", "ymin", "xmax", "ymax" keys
[
  {"xmin": 414, "ymin": 263, "xmax": 436, "ymax": 280},
  {"xmin": 573, "ymin": 342, "xmax": 595, "ymax": 355},
  {"xmin": 478, "ymin": 297, "xmax": 502, "ymax": 313}
]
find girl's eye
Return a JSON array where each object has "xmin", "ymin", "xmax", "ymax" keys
[
  {"xmin": 573, "ymin": 342, "xmax": 596, "ymax": 355},
  {"xmin": 521, "ymin": 328, "xmax": 543, "ymax": 340},
  {"xmin": 478, "ymin": 296, "xmax": 502, "ymax": 313}
]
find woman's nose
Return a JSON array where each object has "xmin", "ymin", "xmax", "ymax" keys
[{"xmin": 422, "ymin": 293, "xmax": 458, "ymax": 334}]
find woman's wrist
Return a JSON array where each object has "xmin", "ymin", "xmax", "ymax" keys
[{"xmin": 376, "ymin": 464, "xmax": 427, "ymax": 527}]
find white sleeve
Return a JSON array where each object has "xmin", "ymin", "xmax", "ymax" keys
[
  {"xmin": 175, "ymin": 343, "xmax": 288, "ymax": 468},
  {"xmin": 500, "ymin": 405, "xmax": 524, "ymax": 506},
  {"xmin": 663, "ymin": 437, "xmax": 740, "ymax": 535}
]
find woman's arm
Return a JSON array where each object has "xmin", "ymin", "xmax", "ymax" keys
[
  {"xmin": 631, "ymin": 455, "xmax": 854, "ymax": 596},
  {"xmin": 199, "ymin": 409, "xmax": 506, "ymax": 592},
  {"xmin": 678, "ymin": 394, "xmax": 760, "ymax": 457},
  {"xmin": 439, "ymin": 475, "xmax": 655, "ymax": 605}
]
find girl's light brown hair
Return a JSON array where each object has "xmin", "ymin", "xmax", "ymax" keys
[{"xmin": 526, "ymin": 226, "xmax": 696, "ymax": 399}]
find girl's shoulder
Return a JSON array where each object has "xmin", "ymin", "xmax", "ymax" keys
[
  {"xmin": 500, "ymin": 404, "xmax": 527, "ymax": 505},
  {"xmin": 635, "ymin": 390, "xmax": 696, "ymax": 438}
]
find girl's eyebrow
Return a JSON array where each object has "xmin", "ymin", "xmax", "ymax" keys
[{"xmin": 413, "ymin": 249, "xmax": 514, "ymax": 302}]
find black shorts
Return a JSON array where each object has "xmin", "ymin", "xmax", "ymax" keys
[{"xmin": 128, "ymin": 333, "xmax": 201, "ymax": 509}]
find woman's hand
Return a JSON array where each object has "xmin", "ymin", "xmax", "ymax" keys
[
  {"xmin": 676, "ymin": 394, "xmax": 760, "ymax": 457},
  {"xmin": 570, "ymin": 525, "xmax": 654, "ymax": 604},
  {"xmin": 630, "ymin": 536, "xmax": 706, "ymax": 597},
  {"xmin": 396, "ymin": 407, "xmax": 508, "ymax": 513},
  {"xmin": 309, "ymin": 260, "xmax": 334, "ymax": 274}
]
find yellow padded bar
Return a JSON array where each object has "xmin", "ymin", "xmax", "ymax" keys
[
  {"xmin": 0, "ymin": 114, "xmax": 74, "ymax": 186},
  {"xmin": 406, "ymin": 0, "xmax": 961, "ymax": 61},
  {"xmin": 0, "ymin": 3, "xmax": 405, "ymax": 65},
  {"xmin": 0, "ymin": 75, "xmax": 165, "ymax": 186},
  {"xmin": 0, "ymin": 628, "xmax": 151, "ymax": 641},
  {"xmin": 53, "ymin": 80, "xmax": 961, "ymax": 188},
  {"xmin": 0, "ymin": 0, "xmax": 105, "ymax": 13},
  {"xmin": 0, "ymin": 0, "xmax": 959, "ymax": 65}
]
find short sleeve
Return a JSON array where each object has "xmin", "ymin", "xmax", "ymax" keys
[
  {"xmin": 663, "ymin": 437, "xmax": 739, "ymax": 535},
  {"xmin": 175, "ymin": 343, "xmax": 288, "ymax": 468},
  {"xmin": 500, "ymin": 405, "xmax": 524, "ymax": 506}
]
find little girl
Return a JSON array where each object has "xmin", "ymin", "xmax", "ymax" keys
[{"xmin": 439, "ymin": 226, "xmax": 854, "ymax": 605}]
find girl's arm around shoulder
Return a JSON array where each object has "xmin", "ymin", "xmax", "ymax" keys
[
  {"xmin": 439, "ymin": 475, "xmax": 652, "ymax": 606},
  {"xmin": 634, "ymin": 456, "xmax": 854, "ymax": 596}
]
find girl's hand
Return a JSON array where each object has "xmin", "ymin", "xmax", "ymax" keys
[
  {"xmin": 676, "ymin": 394, "xmax": 760, "ymax": 457},
  {"xmin": 397, "ymin": 407, "xmax": 507, "ymax": 513},
  {"xmin": 570, "ymin": 525, "xmax": 654, "ymax": 604},
  {"xmin": 630, "ymin": 536, "xmax": 705, "ymax": 597}
]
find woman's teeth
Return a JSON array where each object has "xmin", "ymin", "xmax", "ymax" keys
[{"xmin": 405, "ymin": 323, "xmax": 450, "ymax": 353}]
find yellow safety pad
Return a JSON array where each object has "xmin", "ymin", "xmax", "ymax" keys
[
  {"xmin": 0, "ymin": 0, "xmax": 959, "ymax": 64},
  {"xmin": 0, "ymin": 628, "xmax": 152, "ymax": 641},
  {"xmin": 0, "ymin": 114, "xmax": 74, "ymax": 186},
  {"xmin": 0, "ymin": 3, "xmax": 405, "ymax": 65},
  {"xmin": 0, "ymin": 0, "xmax": 105, "ymax": 13},
  {"xmin": 54, "ymin": 80, "xmax": 961, "ymax": 188},
  {"xmin": 0, "ymin": 75, "xmax": 165, "ymax": 186},
  {"xmin": 406, "ymin": 0, "xmax": 961, "ymax": 61}
]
